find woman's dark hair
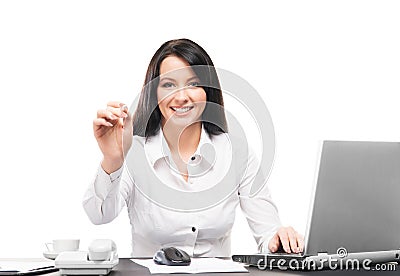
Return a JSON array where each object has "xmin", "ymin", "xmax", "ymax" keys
[{"xmin": 132, "ymin": 38, "xmax": 228, "ymax": 138}]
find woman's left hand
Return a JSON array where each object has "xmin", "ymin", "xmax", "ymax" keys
[{"xmin": 268, "ymin": 226, "xmax": 304, "ymax": 254}]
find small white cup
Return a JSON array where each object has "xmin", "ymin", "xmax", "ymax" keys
[{"xmin": 45, "ymin": 239, "xmax": 80, "ymax": 253}]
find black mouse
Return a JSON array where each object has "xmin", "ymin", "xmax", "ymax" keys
[{"xmin": 153, "ymin": 247, "xmax": 191, "ymax": 266}]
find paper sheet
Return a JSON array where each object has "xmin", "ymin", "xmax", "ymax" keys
[
  {"xmin": 0, "ymin": 260, "xmax": 55, "ymax": 272},
  {"xmin": 131, "ymin": 258, "xmax": 248, "ymax": 274}
]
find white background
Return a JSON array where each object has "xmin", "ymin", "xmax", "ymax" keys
[{"xmin": 0, "ymin": 0, "xmax": 399, "ymax": 257}]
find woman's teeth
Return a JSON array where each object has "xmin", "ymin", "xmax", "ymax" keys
[{"xmin": 171, "ymin": 106, "xmax": 194, "ymax": 113}]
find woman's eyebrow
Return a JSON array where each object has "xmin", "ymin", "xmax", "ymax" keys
[
  {"xmin": 159, "ymin": 76, "xmax": 199, "ymax": 82},
  {"xmin": 159, "ymin": 77, "xmax": 176, "ymax": 82},
  {"xmin": 186, "ymin": 76, "xmax": 199, "ymax": 81}
]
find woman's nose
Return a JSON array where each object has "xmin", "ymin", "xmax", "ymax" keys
[{"xmin": 174, "ymin": 87, "xmax": 189, "ymax": 101}]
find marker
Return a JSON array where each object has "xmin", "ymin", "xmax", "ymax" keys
[{"xmin": 121, "ymin": 105, "xmax": 128, "ymax": 120}]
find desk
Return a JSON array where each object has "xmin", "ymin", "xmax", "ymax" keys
[
  {"xmin": 116, "ymin": 258, "xmax": 398, "ymax": 275},
  {"xmin": 1, "ymin": 258, "xmax": 398, "ymax": 275}
]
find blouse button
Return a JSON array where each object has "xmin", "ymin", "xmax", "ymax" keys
[
  {"xmin": 192, "ymin": 227, "xmax": 196, "ymax": 232},
  {"xmin": 191, "ymin": 156, "xmax": 196, "ymax": 161}
]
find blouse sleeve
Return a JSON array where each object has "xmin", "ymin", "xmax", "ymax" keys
[
  {"xmin": 238, "ymin": 146, "xmax": 282, "ymax": 253},
  {"xmin": 82, "ymin": 163, "xmax": 134, "ymax": 225}
]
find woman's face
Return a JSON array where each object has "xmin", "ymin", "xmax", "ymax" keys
[{"xmin": 157, "ymin": 56, "xmax": 207, "ymax": 128}]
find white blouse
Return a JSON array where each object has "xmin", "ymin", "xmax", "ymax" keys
[{"xmin": 82, "ymin": 126, "xmax": 281, "ymax": 257}]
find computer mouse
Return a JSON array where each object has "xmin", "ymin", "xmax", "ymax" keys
[{"xmin": 153, "ymin": 247, "xmax": 191, "ymax": 266}]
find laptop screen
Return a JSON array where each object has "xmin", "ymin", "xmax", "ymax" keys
[{"xmin": 305, "ymin": 141, "xmax": 400, "ymax": 255}]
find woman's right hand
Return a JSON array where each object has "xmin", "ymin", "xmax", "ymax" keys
[{"xmin": 93, "ymin": 101, "xmax": 133, "ymax": 174}]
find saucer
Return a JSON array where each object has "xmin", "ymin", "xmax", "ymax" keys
[{"xmin": 43, "ymin": 251, "xmax": 59, "ymax": 260}]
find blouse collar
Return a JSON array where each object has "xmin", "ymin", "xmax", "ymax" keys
[{"xmin": 144, "ymin": 124, "xmax": 215, "ymax": 169}]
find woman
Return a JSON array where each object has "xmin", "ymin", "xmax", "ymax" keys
[{"xmin": 83, "ymin": 38, "xmax": 303, "ymax": 257}]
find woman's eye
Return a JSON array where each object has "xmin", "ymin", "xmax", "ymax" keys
[
  {"xmin": 161, "ymin": 82, "xmax": 175, "ymax": 88},
  {"xmin": 188, "ymin": 81, "xmax": 200, "ymax": 87}
]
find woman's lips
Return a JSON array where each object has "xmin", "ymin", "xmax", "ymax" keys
[{"xmin": 170, "ymin": 106, "xmax": 194, "ymax": 115}]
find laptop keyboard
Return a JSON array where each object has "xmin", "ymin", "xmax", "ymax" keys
[{"xmin": 267, "ymin": 252, "xmax": 304, "ymax": 257}]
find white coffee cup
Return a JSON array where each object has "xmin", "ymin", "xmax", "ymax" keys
[{"xmin": 45, "ymin": 239, "xmax": 80, "ymax": 253}]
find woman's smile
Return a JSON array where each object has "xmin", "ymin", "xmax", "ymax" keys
[{"xmin": 170, "ymin": 105, "xmax": 194, "ymax": 115}]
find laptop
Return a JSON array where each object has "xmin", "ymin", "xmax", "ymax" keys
[{"xmin": 233, "ymin": 141, "xmax": 400, "ymax": 270}]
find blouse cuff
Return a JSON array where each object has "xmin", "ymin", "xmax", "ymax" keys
[{"xmin": 94, "ymin": 164, "xmax": 124, "ymax": 199}]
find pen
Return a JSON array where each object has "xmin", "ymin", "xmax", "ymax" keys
[{"xmin": 27, "ymin": 266, "xmax": 55, "ymax": 271}]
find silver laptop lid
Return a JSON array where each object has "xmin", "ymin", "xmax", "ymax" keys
[{"xmin": 304, "ymin": 141, "xmax": 400, "ymax": 255}]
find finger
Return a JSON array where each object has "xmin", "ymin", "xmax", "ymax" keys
[
  {"xmin": 268, "ymin": 234, "xmax": 280, "ymax": 253},
  {"xmin": 120, "ymin": 104, "xmax": 129, "ymax": 115},
  {"xmin": 97, "ymin": 109, "xmax": 118, "ymax": 121},
  {"xmin": 107, "ymin": 106, "xmax": 128, "ymax": 119},
  {"xmin": 121, "ymin": 104, "xmax": 130, "ymax": 119},
  {"xmin": 297, "ymin": 233, "xmax": 305, "ymax": 253},
  {"xmin": 107, "ymin": 101, "xmax": 125, "ymax": 108},
  {"xmin": 278, "ymin": 230, "xmax": 291, "ymax": 253},
  {"xmin": 93, "ymin": 118, "xmax": 113, "ymax": 128},
  {"xmin": 287, "ymin": 229, "xmax": 299, "ymax": 253},
  {"xmin": 123, "ymin": 112, "xmax": 133, "ymax": 128},
  {"xmin": 120, "ymin": 105, "xmax": 133, "ymax": 130}
]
